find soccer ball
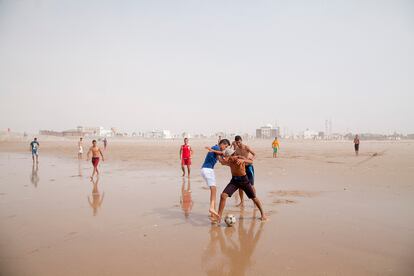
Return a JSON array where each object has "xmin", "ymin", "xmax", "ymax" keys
[{"xmin": 224, "ymin": 214, "xmax": 237, "ymax": 226}]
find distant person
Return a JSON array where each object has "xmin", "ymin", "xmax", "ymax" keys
[
  {"xmin": 354, "ymin": 135, "xmax": 360, "ymax": 156},
  {"xmin": 87, "ymin": 140, "xmax": 104, "ymax": 180},
  {"xmin": 232, "ymin": 135, "xmax": 256, "ymax": 206},
  {"xmin": 218, "ymin": 135, "xmax": 222, "ymax": 145},
  {"xmin": 212, "ymin": 148, "xmax": 267, "ymax": 223},
  {"xmin": 203, "ymin": 139, "xmax": 231, "ymax": 219},
  {"xmin": 30, "ymin": 137, "xmax": 40, "ymax": 163},
  {"xmin": 180, "ymin": 138, "xmax": 193, "ymax": 177},
  {"xmin": 78, "ymin": 137, "xmax": 84, "ymax": 159},
  {"xmin": 272, "ymin": 137, "xmax": 280, "ymax": 158},
  {"xmin": 103, "ymin": 137, "xmax": 108, "ymax": 150}
]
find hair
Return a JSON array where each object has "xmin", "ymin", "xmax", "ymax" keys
[
  {"xmin": 92, "ymin": 140, "xmax": 97, "ymax": 143},
  {"xmin": 34, "ymin": 137, "xmax": 37, "ymax": 140},
  {"xmin": 219, "ymin": 139, "xmax": 231, "ymax": 146},
  {"xmin": 235, "ymin": 135, "xmax": 242, "ymax": 142}
]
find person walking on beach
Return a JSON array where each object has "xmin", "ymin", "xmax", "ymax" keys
[
  {"xmin": 211, "ymin": 148, "xmax": 267, "ymax": 223},
  {"xmin": 232, "ymin": 135, "xmax": 256, "ymax": 206},
  {"xmin": 30, "ymin": 137, "xmax": 40, "ymax": 164},
  {"xmin": 78, "ymin": 137, "xmax": 84, "ymax": 159},
  {"xmin": 87, "ymin": 140, "xmax": 104, "ymax": 180},
  {"xmin": 203, "ymin": 139, "xmax": 231, "ymax": 219},
  {"xmin": 180, "ymin": 138, "xmax": 193, "ymax": 177},
  {"xmin": 354, "ymin": 135, "xmax": 360, "ymax": 156},
  {"xmin": 103, "ymin": 137, "xmax": 108, "ymax": 150},
  {"xmin": 272, "ymin": 137, "xmax": 280, "ymax": 158}
]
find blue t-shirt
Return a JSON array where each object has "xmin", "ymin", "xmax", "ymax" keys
[{"xmin": 202, "ymin": 145, "xmax": 220, "ymax": 169}]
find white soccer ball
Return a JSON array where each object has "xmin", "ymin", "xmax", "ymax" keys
[{"xmin": 224, "ymin": 214, "xmax": 237, "ymax": 226}]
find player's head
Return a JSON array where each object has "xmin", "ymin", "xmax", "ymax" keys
[
  {"xmin": 80, "ymin": 137, "xmax": 83, "ymax": 141},
  {"xmin": 34, "ymin": 137, "xmax": 37, "ymax": 141},
  {"xmin": 92, "ymin": 140, "xmax": 97, "ymax": 145},
  {"xmin": 223, "ymin": 147, "xmax": 236, "ymax": 157},
  {"xmin": 184, "ymin": 138, "xmax": 189, "ymax": 144},
  {"xmin": 219, "ymin": 139, "xmax": 231, "ymax": 150},
  {"xmin": 235, "ymin": 135, "xmax": 242, "ymax": 147}
]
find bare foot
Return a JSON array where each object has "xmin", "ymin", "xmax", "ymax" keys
[
  {"xmin": 209, "ymin": 209, "xmax": 219, "ymax": 218},
  {"xmin": 260, "ymin": 215, "xmax": 269, "ymax": 221}
]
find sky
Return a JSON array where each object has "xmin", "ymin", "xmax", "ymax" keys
[{"xmin": 1, "ymin": 0, "xmax": 413, "ymax": 135}]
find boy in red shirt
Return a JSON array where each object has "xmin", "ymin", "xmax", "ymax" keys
[{"xmin": 180, "ymin": 138, "xmax": 193, "ymax": 177}]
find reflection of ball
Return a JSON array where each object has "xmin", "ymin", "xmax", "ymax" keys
[{"xmin": 224, "ymin": 214, "xmax": 236, "ymax": 226}]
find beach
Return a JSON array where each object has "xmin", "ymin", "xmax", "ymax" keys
[{"xmin": 0, "ymin": 138, "xmax": 413, "ymax": 275}]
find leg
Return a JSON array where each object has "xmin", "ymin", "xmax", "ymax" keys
[
  {"xmin": 236, "ymin": 189, "xmax": 244, "ymax": 207},
  {"xmin": 217, "ymin": 193, "xmax": 229, "ymax": 222},
  {"xmin": 252, "ymin": 197, "xmax": 267, "ymax": 221},
  {"xmin": 209, "ymin": 186, "xmax": 218, "ymax": 219},
  {"xmin": 181, "ymin": 164, "xmax": 185, "ymax": 176},
  {"xmin": 187, "ymin": 165, "xmax": 191, "ymax": 177}
]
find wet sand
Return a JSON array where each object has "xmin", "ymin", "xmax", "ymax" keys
[{"xmin": 0, "ymin": 139, "xmax": 413, "ymax": 275}]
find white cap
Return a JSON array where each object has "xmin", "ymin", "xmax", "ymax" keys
[{"xmin": 223, "ymin": 147, "xmax": 235, "ymax": 157}]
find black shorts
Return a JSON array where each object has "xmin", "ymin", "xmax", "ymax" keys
[
  {"xmin": 354, "ymin": 144, "xmax": 359, "ymax": 151},
  {"xmin": 222, "ymin": 175, "xmax": 256, "ymax": 199}
]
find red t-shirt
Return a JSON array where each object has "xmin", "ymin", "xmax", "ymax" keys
[{"xmin": 181, "ymin": 145, "xmax": 191, "ymax": 159}]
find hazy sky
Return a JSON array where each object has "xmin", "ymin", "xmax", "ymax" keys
[{"xmin": 1, "ymin": 0, "xmax": 413, "ymax": 135}]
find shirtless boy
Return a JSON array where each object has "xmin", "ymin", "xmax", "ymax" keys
[
  {"xmin": 87, "ymin": 140, "xmax": 104, "ymax": 180},
  {"xmin": 211, "ymin": 147, "xmax": 267, "ymax": 223},
  {"xmin": 180, "ymin": 138, "xmax": 193, "ymax": 177},
  {"xmin": 232, "ymin": 136, "xmax": 256, "ymax": 205}
]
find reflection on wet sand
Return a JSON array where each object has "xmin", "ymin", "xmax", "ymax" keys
[
  {"xmin": 202, "ymin": 209, "xmax": 264, "ymax": 276},
  {"xmin": 88, "ymin": 178, "xmax": 104, "ymax": 216},
  {"xmin": 30, "ymin": 162, "xmax": 39, "ymax": 188},
  {"xmin": 180, "ymin": 177, "xmax": 193, "ymax": 218},
  {"xmin": 78, "ymin": 160, "xmax": 83, "ymax": 177}
]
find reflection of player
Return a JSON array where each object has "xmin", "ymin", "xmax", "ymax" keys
[
  {"xmin": 180, "ymin": 177, "xmax": 193, "ymax": 218},
  {"xmin": 202, "ymin": 210, "xmax": 264, "ymax": 276},
  {"xmin": 88, "ymin": 177, "xmax": 104, "ymax": 216},
  {"xmin": 30, "ymin": 162, "xmax": 40, "ymax": 188}
]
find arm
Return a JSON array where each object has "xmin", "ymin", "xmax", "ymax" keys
[
  {"xmin": 241, "ymin": 158, "xmax": 253, "ymax": 165},
  {"xmin": 190, "ymin": 147, "xmax": 194, "ymax": 157},
  {"xmin": 179, "ymin": 147, "xmax": 182, "ymax": 160},
  {"xmin": 246, "ymin": 146, "xmax": 256, "ymax": 159},
  {"xmin": 99, "ymin": 149, "xmax": 104, "ymax": 161},
  {"xmin": 205, "ymin": 147, "xmax": 224, "ymax": 155},
  {"xmin": 87, "ymin": 147, "xmax": 92, "ymax": 160},
  {"xmin": 217, "ymin": 155, "xmax": 229, "ymax": 166}
]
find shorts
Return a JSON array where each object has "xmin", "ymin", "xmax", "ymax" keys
[
  {"xmin": 223, "ymin": 175, "xmax": 256, "ymax": 199},
  {"xmin": 92, "ymin": 157, "xmax": 100, "ymax": 167},
  {"xmin": 32, "ymin": 149, "xmax": 38, "ymax": 156},
  {"xmin": 273, "ymin": 147, "xmax": 278, "ymax": 153},
  {"xmin": 79, "ymin": 147, "xmax": 83, "ymax": 154},
  {"xmin": 201, "ymin": 168, "xmax": 216, "ymax": 187},
  {"xmin": 354, "ymin": 144, "xmax": 359, "ymax": 151},
  {"xmin": 246, "ymin": 164, "xmax": 255, "ymax": 185},
  {"xmin": 182, "ymin": 158, "xmax": 191, "ymax": 166}
]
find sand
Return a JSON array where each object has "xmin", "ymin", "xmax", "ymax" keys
[{"xmin": 0, "ymin": 138, "xmax": 413, "ymax": 276}]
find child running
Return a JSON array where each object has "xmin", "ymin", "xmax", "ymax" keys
[
  {"xmin": 180, "ymin": 138, "xmax": 193, "ymax": 177},
  {"xmin": 78, "ymin": 137, "xmax": 84, "ymax": 160},
  {"xmin": 202, "ymin": 139, "xmax": 231, "ymax": 219},
  {"xmin": 87, "ymin": 140, "xmax": 104, "ymax": 180},
  {"xmin": 211, "ymin": 147, "xmax": 267, "ymax": 223}
]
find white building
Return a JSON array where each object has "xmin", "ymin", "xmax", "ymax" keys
[{"xmin": 303, "ymin": 129, "xmax": 318, "ymax": 139}]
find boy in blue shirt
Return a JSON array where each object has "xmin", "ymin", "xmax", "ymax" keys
[{"xmin": 202, "ymin": 139, "xmax": 230, "ymax": 220}]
